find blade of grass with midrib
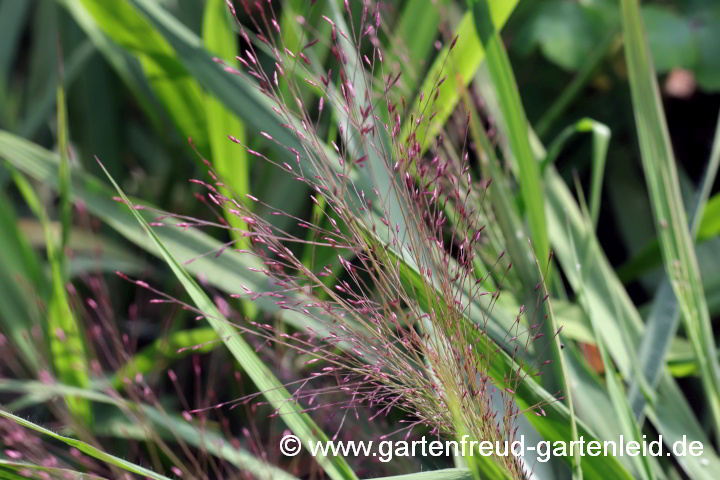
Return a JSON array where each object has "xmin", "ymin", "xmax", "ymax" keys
[
  {"xmin": 202, "ymin": 0, "xmax": 250, "ymax": 242},
  {"xmin": 620, "ymin": 0, "xmax": 720, "ymax": 436},
  {"xmin": 99, "ymin": 162, "xmax": 357, "ymax": 480},
  {"xmin": 629, "ymin": 111, "xmax": 720, "ymax": 418}
]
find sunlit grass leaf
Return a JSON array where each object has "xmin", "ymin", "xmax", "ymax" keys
[
  {"xmin": 99, "ymin": 162, "xmax": 358, "ymax": 480},
  {"xmin": 620, "ymin": 0, "xmax": 720, "ymax": 435},
  {"xmin": 73, "ymin": 0, "xmax": 208, "ymax": 154},
  {"xmin": 55, "ymin": 0, "xmax": 165, "ymax": 133},
  {"xmin": 400, "ymin": 1, "xmax": 519, "ymax": 156},
  {"xmin": 202, "ymin": 0, "xmax": 250, "ymax": 240},
  {"xmin": 698, "ymin": 192, "xmax": 720, "ymax": 240}
]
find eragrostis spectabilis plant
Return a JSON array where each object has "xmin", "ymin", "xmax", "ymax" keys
[{"xmin": 107, "ymin": 1, "xmax": 566, "ymax": 478}]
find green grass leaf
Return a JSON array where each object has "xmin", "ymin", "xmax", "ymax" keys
[
  {"xmin": 629, "ymin": 111, "xmax": 720, "ymax": 418},
  {"xmin": 540, "ymin": 118, "xmax": 611, "ymax": 230},
  {"xmin": 469, "ymin": 0, "xmax": 548, "ymax": 267},
  {"xmin": 399, "ymin": 2, "xmax": 519, "ymax": 156},
  {"xmin": 0, "ymin": 194, "xmax": 44, "ymax": 371},
  {"xmin": 110, "ymin": 327, "xmax": 218, "ymax": 389},
  {"xmin": 698, "ymin": 192, "xmax": 720, "ymax": 240},
  {"xmin": 11, "ymin": 171, "xmax": 91, "ymax": 424},
  {"xmin": 620, "ymin": 0, "xmax": 720, "ymax": 435},
  {"xmin": 71, "ymin": 0, "xmax": 208, "ymax": 154},
  {"xmin": 202, "ymin": 0, "xmax": 250, "ymax": 241}
]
